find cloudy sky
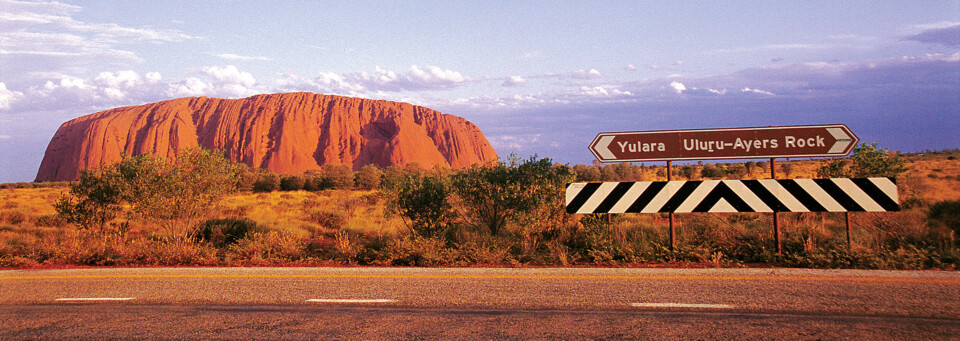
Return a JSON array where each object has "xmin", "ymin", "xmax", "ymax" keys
[{"xmin": 1, "ymin": 1, "xmax": 958, "ymax": 182}]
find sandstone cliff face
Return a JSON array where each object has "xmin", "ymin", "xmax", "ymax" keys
[{"xmin": 36, "ymin": 93, "xmax": 498, "ymax": 181}]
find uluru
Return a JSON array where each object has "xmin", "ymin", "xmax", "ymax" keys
[{"xmin": 35, "ymin": 92, "xmax": 498, "ymax": 182}]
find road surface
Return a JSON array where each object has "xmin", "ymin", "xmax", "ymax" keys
[{"xmin": 1, "ymin": 267, "xmax": 958, "ymax": 339}]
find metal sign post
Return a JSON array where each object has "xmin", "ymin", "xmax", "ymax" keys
[
  {"xmin": 771, "ymin": 158, "xmax": 781, "ymax": 255},
  {"xmin": 667, "ymin": 160, "xmax": 675, "ymax": 251},
  {"xmin": 579, "ymin": 124, "xmax": 872, "ymax": 258}
]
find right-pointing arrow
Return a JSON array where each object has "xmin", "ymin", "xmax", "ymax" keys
[
  {"xmin": 826, "ymin": 127, "xmax": 854, "ymax": 154},
  {"xmin": 593, "ymin": 135, "xmax": 617, "ymax": 160}
]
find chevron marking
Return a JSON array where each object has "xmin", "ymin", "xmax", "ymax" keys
[{"xmin": 565, "ymin": 178, "xmax": 899, "ymax": 214}]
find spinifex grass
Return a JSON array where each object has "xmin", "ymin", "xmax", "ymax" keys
[{"xmin": 1, "ymin": 152, "xmax": 958, "ymax": 268}]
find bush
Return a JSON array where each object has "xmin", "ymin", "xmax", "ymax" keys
[
  {"xmin": 928, "ymin": 200, "xmax": 960, "ymax": 235},
  {"xmin": 450, "ymin": 155, "xmax": 574, "ymax": 236},
  {"xmin": 322, "ymin": 164, "xmax": 355, "ymax": 190},
  {"xmin": 280, "ymin": 175, "xmax": 305, "ymax": 191},
  {"xmin": 850, "ymin": 143, "xmax": 907, "ymax": 178},
  {"xmin": 700, "ymin": 164, "xmax": 726, "ymax": 179},
  {"xmin": 195, "ymin": 218, "xmax": 263, "ymax": 248},
  {"xmin": 56, "ymin": 149, "xmax": 243, "ymax": 241},
  {"xmin": 252, "ymin": 173, "xmax": 281, "ymax": 192},
  {"xmin": 380, "ymin": 172, "xmax": 453, "ymax": 238},
  {"xmin": 816, "ymin": 159, "xmax": 848, "ymax": 178},
  {"xmin": 354, "ymin": 164, "xmax": 383, "ymax": 190},
  {"xmin": 226, "ymin": 231, "xmax": 305, "ymax": 264},
  {"xmin": 310, "ymin": 211, "xmax": 346, "ymax": 230}
]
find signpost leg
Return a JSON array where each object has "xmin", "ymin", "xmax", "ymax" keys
[
  {"xmin": 771, "ymin": 158, "xmax": 782, "ymax": 255},
  {"xmin": 845, "ymin": 212, "xmax": 851, "ymax": 252},
  {"xmin": 667, "ymin": 161, "xmax": 676, "ymax": 251},
  {"xmin": 667, "ymin": 161, "xmax": 675, "ymax": 252}
]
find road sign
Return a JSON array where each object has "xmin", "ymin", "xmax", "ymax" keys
[
  {"xmin": 589, "ymin": 124, "xmax": 857, "ymax": 162},
  {"xmin": 565, "ymin": 178, "xmax": 899, "ymax": 214}
]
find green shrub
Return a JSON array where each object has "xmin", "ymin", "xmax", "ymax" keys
[
  {"xmin": 700, "ymin": 164, "xmax": 726, "ymax": 179},
  {"xmin": 450, "ymin": 155, "xmax": 573, "ymax": 236},
  {"xmin": 252, "ymin": 173, "xmax": 281, "ymax": 192},
  {"xmin": 354, "ymin": 164, "xmax": 383, "ymax": 190},
  {"xmin": 310, "ymin": 211, "xmax": 346, "ymax": 230},
  {"xmin": 280, "ymin": 175, "xmax": 305, "ymax": 191},
  {"xmin": 928, "ymin": 200, "xmax": 960, "ymax": 235},
  {"xmin": 226, "ymin": 231, "xmax": 305, "ymax": 263},
  {"xmin": 195, "ymin": 218, "xmax": 263, "ymax": 248},
  {"xmin": 321, "ymin": 164, "xmax": 355, "ymax": 190},
  {"xmin": 381, "ymin": 173, "xmax": 453, "ymax": 238}
]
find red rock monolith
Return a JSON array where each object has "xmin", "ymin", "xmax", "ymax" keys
[{"xmin": 36, "ymin": 92, "xmax": 498, "ymax": 181}]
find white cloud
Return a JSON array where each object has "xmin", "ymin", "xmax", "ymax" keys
[
  {"xmin": 625, "ymin": 64, "xmax": 637, "ymax": 71},
  {"xmin": 580, "ymin": 86, "xmax": 632, "ymax": 97},
  {"xmin": 168, "ymin": 77, "xmax": 209, "ymax": 97},
  {"xmin": 94, "ymin": 70, "xmax": 142, "ymax": 89},
  {"xmin": 280, "ymin": 65, "xmax": 471, "ymax": 94},
  {"xmin": 502, "ymin": 75, "xmax": 527, "ymax": 87},
  {"xmin": 910, "ymin": 21, "xmax": 960, "ymax": 31},
  {"xmin": 741, "ymin": 87, "xmax": 775, "ymax": 96},
  {"xmin": 490, "ymin": 133, "xmax": 542, "ymax": 152},
  {"xmin": 0, "ymin": 82, "xmax": 24, "ymax": 109},
  {"xmin": 712, "ymin": 43, "xmax": 835, "ymax": 54},
  {"xmin": 570, "ymin": 69, "xmax": 602, "ymax": 79},
  {"xmin": 212, "ymin": 53, "xmax": 271, "ymax": 61},
  {"xmin": 145, "ymin": 72, "xmax": 162, "ymax": 84},
  {"xmin": 669, "ymin": 81, "xmax": 686, "ymax": 94},
  {"xmin": 202, "ymin": 65, "xmax": 255, "ymax": 88},
  {"xmin": 162, "ymin": 65, "xmax": 259, "ymax": 98},
  {"xmin": 409, "ymin": 65, "xmax": 466, "ymax": 83},
  {"xmin": 0, "ymin": 0, "xmax": 193, "ymax": 84},
  {"xmin": 521, "ymin": 50, "xmax": 542, "ymax": 59}
]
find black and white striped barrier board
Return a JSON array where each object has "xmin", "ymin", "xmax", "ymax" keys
[{"xmin": 565, "ymin": 178, "xmax": 898, "ymax": 214}]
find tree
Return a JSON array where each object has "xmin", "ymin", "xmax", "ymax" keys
[
  {"xmin": 54, "ymin": 169, "xmax": 125, "ymax": 234},
  {"xmin": 380, "ymin": 172, "xmax": 453, "ymax": 238},
  {"xmin": 781, "ymin": 163, "xmax": 794, "ymax": 178},
  {"xmin": 849, "ymin": 143, "xmax": 907, "ymax": 178},
  {"xmin": 816, "ymin": 159, "xmax": 848, "ymax": 178},
  {"xmin": 726, "ymin": 164, "xmax": 747, "ymax": 179},
  {"xmin": 55, "ymin": 149, "xmax": 242, "ymax": 242},
  {"xmin": 700, "ymin": 164, "xmax": 725, "ymax": 179},
  {"xmin": 680, "ymin": 165, "xmax": 697, "ymax": 180},
  {"xmin": 450, "ymin": 155, "xmax": 574, "ymax": 236},
  {"xmin": 280, "ymin": 175, "xmax": 305, "ymax": 191},
  {"xmin": 252, "ymin": 172, "xmax": 280, "ymax": 192},
  {"xmin": 320, "ymin": 164, "xmax": 354, "ymax": 190},
  {"xmin": 816, "ymin": 142, "xmax": 907, "ymax": 178},
  {"xmin": 354, "ymin": 164, "xmax": 383, "ymax": 190},
  {"xmin": 573, "ymin": 164, "xmax": 601, "ymax": 182},
  {"xmin": 928, "ymin": 200, "xmax": 960, "ymax": 236}
]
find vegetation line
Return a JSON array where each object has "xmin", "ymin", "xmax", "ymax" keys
[{"xmin": 1, "ymin": 145, "xmax": 958, "ymax": 269}]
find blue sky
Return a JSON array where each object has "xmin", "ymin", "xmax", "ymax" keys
[{"xmin": 1, "ymin": 0, "xmax": 958, "ymax": 182}]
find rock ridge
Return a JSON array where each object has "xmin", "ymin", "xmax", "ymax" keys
[{"xmin": 36, "ymin": 92, "xmax": 498, "ymax": 181}]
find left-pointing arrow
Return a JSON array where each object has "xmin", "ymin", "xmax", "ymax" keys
[{"xmin": 593, "ymin": 135, "xmax": 617, "ymax": 160}]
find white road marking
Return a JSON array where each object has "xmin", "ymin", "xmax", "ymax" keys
[
  {"xmin": 55, "ymin": 297, "xmax": 135, "ymax": 301},
  {"xmin": 306, "ymin": 299, "xmax": 397, "ymax": 303},
  {"xmin": 631, "ymin": 302, "xmax": 734, "ymax": 309}
]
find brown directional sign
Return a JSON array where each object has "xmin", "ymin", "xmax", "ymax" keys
[{"xmin": 589, "ymin": 124, "xmax": 858, "ymax": 162}]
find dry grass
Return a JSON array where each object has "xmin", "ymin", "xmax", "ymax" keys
[
  {"xmin": 217, "ymin": 190, "xmax": 405, "ymax": 237},
  {"xmin": 1, "ymin": 153, "xmax": 957, "ymax": 268}
]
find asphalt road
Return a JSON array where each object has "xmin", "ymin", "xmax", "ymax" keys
[{"xmin": 1, "ymin": 267, "xmax": 958, "ymax": 339}]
